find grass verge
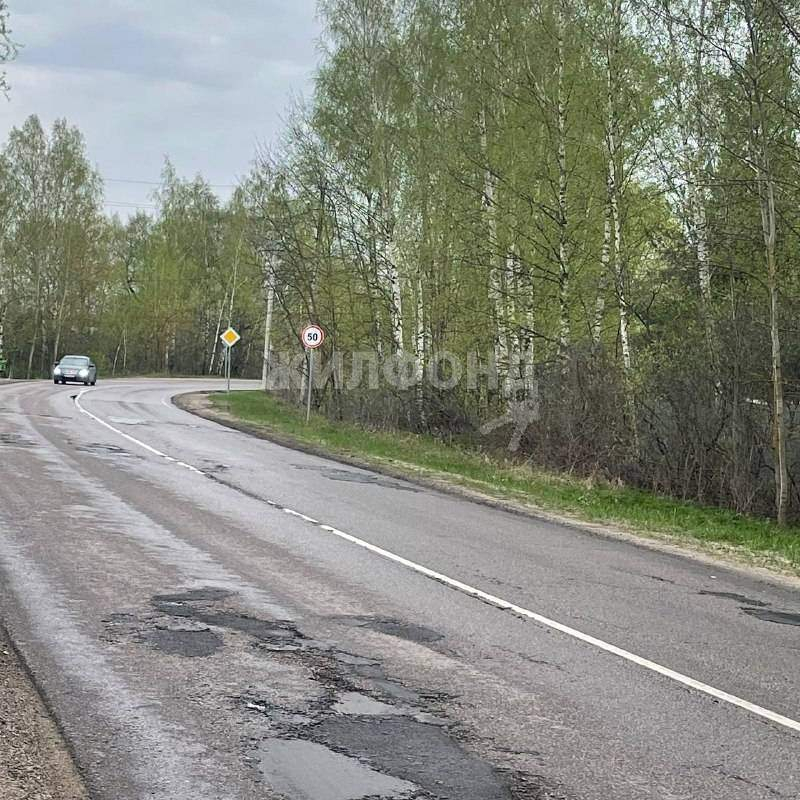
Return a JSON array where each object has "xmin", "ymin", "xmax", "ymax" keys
[{"xmin": 208, "ymin": 390, "xmax": 800, "ymax": 576}]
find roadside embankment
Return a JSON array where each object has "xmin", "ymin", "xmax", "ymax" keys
[{"xmin": 0, "ymin": 625, "xmax": 88, "ymax": 800}]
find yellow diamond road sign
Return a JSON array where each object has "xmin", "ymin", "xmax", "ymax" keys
[{"xmin": 220, "ymin": 327, "xmax": 240, "ymax": 347}]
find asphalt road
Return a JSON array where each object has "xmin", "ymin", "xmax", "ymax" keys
[{"xmin": 0, "ymin": 378, "xmax": 798, "ymax": 800}]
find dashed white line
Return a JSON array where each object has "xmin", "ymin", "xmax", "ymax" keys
[
  {"xmin": 74, "ymin": 386, "xmax": 800, "ymax": 735},
  {"xmin": 283, "ymin": 508, "xmax": 319, "ymax": 524},
  {"xmin": 76, "ymin": 388, "xmax": 208, "ymax": 477}
]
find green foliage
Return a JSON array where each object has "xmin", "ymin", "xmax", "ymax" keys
[
  {"xmin": 0, "ymin": 135, "xmax": 265, "ymax": 377},
  {"xmin": 3, "ymin": 0, "xmax": 800, "ymax": 523},
  {"xmin": 0, "ymin": 0, "xmax": 16, "ymax": 96}
]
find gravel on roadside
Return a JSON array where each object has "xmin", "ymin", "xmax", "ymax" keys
[{"xmin": 0, "ymin": 625, "xmax": 89, "ymax": 800}]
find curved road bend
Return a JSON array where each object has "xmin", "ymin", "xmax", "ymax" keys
[{"xmin": 0, "ymin": 378, "xmax": 798, "ymax": 800}]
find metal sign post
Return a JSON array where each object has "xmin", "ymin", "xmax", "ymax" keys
[
  {"xmin": 300, "ymin": 324, "xmax": 325, "ymax": 423},
  {"xmin": 306, "ymin": 348, "xmax": 314, "ymax": 422},
  {"xmin": 219, "ymin": 327, "xmax": 241, "ymax": 396}
]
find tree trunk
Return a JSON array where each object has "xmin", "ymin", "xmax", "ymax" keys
[
  {"xmin": 593, "ymin": 206, "xmax": 612, "ymax": 346},
  {"xmin": 209, "ymin": 299, "xmax": 225, "ymax": 375},
  {"xmin": 414, "ymin": 272, "xmax": 426, "ymax": 421},
  {"xmin": 261, "ymin": 258, "xmax": 276, "ymax": 391},
  {"xmin": 53, "ymin": 280, "xmax": 68, "ymax": 363},
  {"xmin": 606, "ymin": 0, "xmax": 631, "ymax": 375},
  {"xmin": 748, "ymin": 13, "xmax": 788, "ymax": 524},
  {"xmin": 0, "ymin": 300, "xmax": 5, "ymax": 363},
  {"xmin": 384, "ymin": 236, "xmax": 404, "ymax": 354},
  {"xmin": 760, "ymin": 162, "xmax": 787, "ymax": 524},
  {"xmin": 480, "ymin": 105, "xmax": 509, "ymax": 397},
  {"xmin": 692, "ymin": 0, "xmax": 711, "ymax": 308},
  {"xmin": 556, "ymin": 0, "xmax": 570, "ymax": 358},
  {"xmin": 609, "ymin": 158, "xmax": 631, "ymax": 374},
  {"xmin": 26, "ymin": 270, "xmax": 42, "ymax": 379}
]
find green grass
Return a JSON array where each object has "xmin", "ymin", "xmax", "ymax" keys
[{"xmin": 210, "ymin": 390, "xmax": 800, "ymax": 575}]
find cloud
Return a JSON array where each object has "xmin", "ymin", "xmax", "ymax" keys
[{"xmin": 2, "ymin": 0, "xmax": 322, "ymax": 213}]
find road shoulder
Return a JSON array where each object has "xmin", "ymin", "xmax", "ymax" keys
[
  {"xmin": 0, "ymin": 625, "xmax": 88, "ymax": 800},
  {"xmin": 175, "ymin": 390, "xmax": 800, "ymax": 591}
]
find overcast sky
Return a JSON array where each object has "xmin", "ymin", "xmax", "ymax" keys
[{"xmin": 2, "ymin": 0, "xmax": 322, "ymax": 215}]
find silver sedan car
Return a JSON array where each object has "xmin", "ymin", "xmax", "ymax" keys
[{"xmin": 53, "ymin": 355, "xmax": 97, "ymax": 385}]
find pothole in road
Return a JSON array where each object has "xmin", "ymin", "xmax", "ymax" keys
[
  {"xmin": 336, "ymin": 615, "xmax": 444, "ymax": 644},
  {"xmin": 132, "ymin": 588, "xmax": 553, "ymax": 799},
  {"xmin": 309, "ymin": 717, "xmax": 514, "ymax": 800},
  {"xmin": 75, "ymin": 442, "xmax": 139, "ymax": 458},
  {"xmin": 740, "ymin": 607, "xmax": 800, "ymax": 626},
  {"xmin": 357, "ymin": 677, "xmax": 423, "ymax": 705},
  {"xmin": 258, "ymin": 738, "xmax": 419, "ymax": 800},
  {"xmin": 154, "ymin": 600, "xmax": 301, "ymax": 646},
  {"xmin": 0, "ymin": 432, "xmax": 36, "ymax": 448},
  {"xmin": 698, "ymin": 589, "xmax": 800, "ymax": 625},
  {"xmin": 148, "ymin": 627, "xmax": 223, "ymax": 657},
  {"xmin": 153, "ymin": 588, "xmax": 234, "ymax": 603},
  {"xmin": 699, "ymin": 590, "xmax": 770, "ymax": 607},
  {"xmin": 292, "ymin": 463, "xmax": 420, "ymax": 492},
  {"xmin": 332, "ymin": 691, "xmax": 401, "ymax": 717},
  {"xmin": 200, "ymin": 460, "xmax": 230, "ymax": 473}
]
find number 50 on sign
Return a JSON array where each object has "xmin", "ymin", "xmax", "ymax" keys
[{"xmin": 301, "ymin": 324, "xmax": 325, "ymax": 349}]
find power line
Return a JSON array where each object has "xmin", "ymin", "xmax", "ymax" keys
[
  {"xmin": 105, "ymin": 177, "xmax": 237, "ymax": 189},
  {"xmin": 103, "ymin": 200, "xmax": 158, "ymax": 209}
]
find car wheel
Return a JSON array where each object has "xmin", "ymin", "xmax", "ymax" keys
[
  {"xmin": 53, "ymin": 378, "xmax": 59, "ymax": 384},
  {"xmin": 91, "ymin": 380, "xmax": 96, "ymax": 386}
]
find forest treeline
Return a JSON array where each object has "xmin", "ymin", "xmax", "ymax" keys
[{"xmin": 2, "ymin": 0, "xmax": 800, "ymax": 522}]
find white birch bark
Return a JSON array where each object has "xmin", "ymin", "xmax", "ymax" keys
[
  {"xmin": 384, "ymin": 235, "xmax": 404, "ymax": 354},
  {"xmin": 692, "ymin": 0, "xmax": 711, "ymax": 306},
  {"xmin": 26, "ymin": 268, "xmax": 41, "ymax": 378},
  {"xmin": 414, "ymin": 273, "xmax": 426, "ymax": 420},
  {"xmin": 748, "ymin": 20, "xmax": 788, "ymax": 523},
  {"xmin": 0, "ymin": 297, "xmax": 5, "ymax": 363},
  {"xmin": 763, "ymin": 181, "xmax": 788, "ymax": 524},
  {"xmin": 480, "ymin": 105, "xmax": 509, "ymax": 397},
  {"xmin": 694, "ymin": 190, "xmax": 710, "ymax": 303},
  {"xmin": 505, "ymin": 248, "xmax": 523, "ymax": 399},
  {"xmin": 524, "ymin": 300, "xmax": 536, "ymax": 399},
  {"xmin": 593, "ymin": 207, "xmax": 612, "ymax": 347},
  {"xmin": 208, "ymin": 299, "xmax": 225, "ymax": 374},
  {"xmin": 261, "ymin": 256, "xmax": 276, "ymax": 391},
  {"xmin": 609, "ymin": 161, "xmax": 632, "ymax": 374},
  {"xmin": 556, "ymin": 1, "xmax": 570, "ymax": 358},
  {"xmin": 666, "ymin": 1, "xmax": 711, "ymax": 309},
  {"xmin": 606, "ymin": 0, "xmax": 632, "ymax": 375}
]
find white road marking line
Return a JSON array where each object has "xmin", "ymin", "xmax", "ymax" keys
[
  {"xmin": 74, "ymin": 387, "xmax": 800, "ymax": 735},
  {"xmin": 283, "ymin": 508, "xmax": 319, "ymax": 524},
  {"xmin": 314, "ymin": 524, "xmax": 800, "ymax": 733},
  {"xmin": 76, "ymin": 389, "xmax": 209, "ymax": 477}
]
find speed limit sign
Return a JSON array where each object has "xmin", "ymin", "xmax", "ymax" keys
[{"xmin": 301, "ymin": 324, "xmax": 325, "ymax": 349}]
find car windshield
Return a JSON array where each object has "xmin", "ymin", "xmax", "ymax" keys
[{"xmin": 59, "ymin": 357, "xmax": 89, "ymax": 367}]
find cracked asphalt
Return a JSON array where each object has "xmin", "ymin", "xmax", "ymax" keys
[{"xmin": 0, "ymin": 378, "xmax": 798, "ymax": 799}]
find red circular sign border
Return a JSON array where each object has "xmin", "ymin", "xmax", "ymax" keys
[{"xmin": 301, "ymin": 324, "xmax": 325, "ymax": 349}]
